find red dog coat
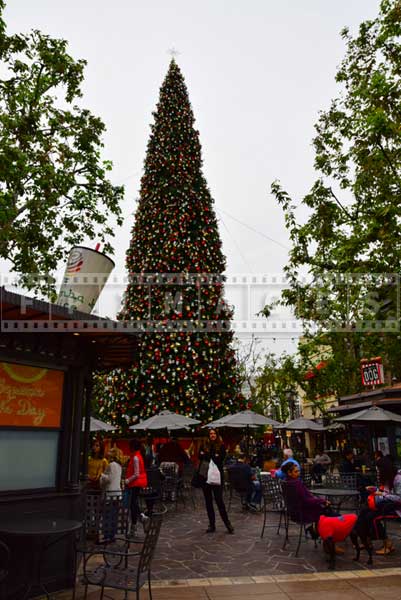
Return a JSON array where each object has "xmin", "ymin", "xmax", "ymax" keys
[{"xmin": 317, "ymin": 514, "xmax": 358, "ymax": 542}]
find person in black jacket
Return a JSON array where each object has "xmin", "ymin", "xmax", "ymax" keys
[
  {"xmin": 340, "ymin": 448, "xmax": 357, "ymax": 474},
  {"xmin": 198, "ymin": 429, "xmax": 234, "ymax": 534}
]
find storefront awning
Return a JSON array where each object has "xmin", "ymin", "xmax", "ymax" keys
[{"xmin": 0, "ymin": 288, "xmax": 138, "ymax": 370}]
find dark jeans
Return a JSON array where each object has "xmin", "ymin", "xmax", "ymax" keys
[
  {"xmin": 246, "ymin": 481, "xmax": 262, "ymax": 505},
  {"xmin": 103, "ymin": 496, "xmax": 119, "ymax": 541},
  {"xmin": 202, "ymin": 483, "xmax": 230, "ymax": 528},
  {"xmin": 129, "ymin": 487, "xmax": 141, "ymax": 525}
]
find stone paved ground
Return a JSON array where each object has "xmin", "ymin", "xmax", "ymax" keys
[
  {"xmin": 55, "ymin": 571, "xmax": 401, "ymax": 600},
  {"xmin": 149, "ymin": 490, "xmax": 400, "ymax": 579},
  {"xmin": 46, "ymin": 491, "xmax": 401, "ymax": 599}
]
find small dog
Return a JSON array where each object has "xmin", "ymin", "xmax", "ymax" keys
[{"xmin": 318, "ymin": 514, "xmax": 359, "ymax": 570}]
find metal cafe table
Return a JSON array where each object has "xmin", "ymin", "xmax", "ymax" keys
[
  {"xmin": 0, "ymin": 515, "xmax": 82, "ymax": 599},
  {"xmin": 312, "ymin": 488, "xmax": 360, "ymax": 511}
]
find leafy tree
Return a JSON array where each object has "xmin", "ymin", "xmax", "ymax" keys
[
  {"xmin": 0, "ymin": 1, "xmax": 123, "ymax": 291},
  {"xmin": 269, "ymin": 0, "xmax": 401, "ymax": 402},
  {"xmin": 97, "ymin": 60, "xmax": 244, "ymax": 430},
  {"xmin": 254, "ymin": 351, "xmax": 303, "ymax": 422}
]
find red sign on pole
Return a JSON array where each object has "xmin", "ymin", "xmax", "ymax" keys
[{"xmin": 360, "ymin": 357, "xmax": 384, "ymax": 386}]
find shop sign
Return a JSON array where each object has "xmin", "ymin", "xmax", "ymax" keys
[
  {"xmin": 360, "ymin": 357, "xmax": 384, "ymax": 386},
  {"xmin": 0, "ymin": 362, "xmax": 64, "ymax": 427}
]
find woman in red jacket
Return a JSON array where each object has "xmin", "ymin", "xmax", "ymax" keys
[{"xmin": 125, "ymin": 439, "xmax": 148, "ymax": 537}]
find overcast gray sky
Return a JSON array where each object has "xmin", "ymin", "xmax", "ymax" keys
[{"xmin": 4, "ymin": 1, "xmax": 381, "ymax": 351}]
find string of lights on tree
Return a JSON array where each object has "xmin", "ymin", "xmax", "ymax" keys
[{"xmin": 96, "ymin": 60, "xmax": 245, "ymax": 430}]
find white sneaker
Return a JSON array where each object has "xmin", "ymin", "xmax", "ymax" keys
[{"xmin": 139, "ymin": 512, "xmax": 150, "ymax": 523}]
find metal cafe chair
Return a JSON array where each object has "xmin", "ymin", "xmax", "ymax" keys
[
  {"xmin": 281, "ymin": 480, "xmax": 318, "ymax": 557},
  {"xmin": 326, "ymin": 473, "xmax": 359, "ymax": 489},
  {"xmin": 74, "ymin": 490, "xmax": 134, "ymax": 599},
  {"xmin": 139, "ymin": 467, "xmax": 168, "ymax": 516},
  {"xmin": 302, "ymin": 473, "xmax": 313, "ymax": 488},
  {"xmin": 325, "ymin": 473, "xmax": 360, "ymax": 510},
  {"xmin": 80, "ymin": 490, "xmax": 130, "ymax": 544},
  {"xmin": 80, "ymin": 513, "xmax": 163, "ymax": 600},
  {"xmin": 159, "ymin": 462, "xmax": 181, "ymax": 508},
  {"xmin": 260, "ymin": 475, "xmax": 285, "ymax": 538}
]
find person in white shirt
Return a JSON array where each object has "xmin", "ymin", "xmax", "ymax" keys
[
  {"xmin": 100, "ymin": 447, "xmax": 123, "ymax": 542},
  {"xmin": 100, "ymin": 447, "xmax": 123, "ymax": 495}
]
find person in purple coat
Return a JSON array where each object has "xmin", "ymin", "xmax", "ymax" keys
[
  {"xmin": 281, "ymin": 462, "xmax": 344, "ymax": 554},
  {"xmin": 281, "ymin": 462, "xmax": 336, "ymax": 526}
]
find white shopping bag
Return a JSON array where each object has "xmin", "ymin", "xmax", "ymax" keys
[{"xmin": 207, "ymin": 459, "xmax": 221, "ymax": 485}]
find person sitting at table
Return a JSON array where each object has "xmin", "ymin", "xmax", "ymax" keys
[
  {"xmin": 339, "ymin": 447, "xmax": 357, "ymax": 474},
  {"xmin": 312, "ymin": 449, "xmax": 331, "ymax": 483},
  {"xmin": 88, "ymin": 438, "xmax": 108, "ymax": 490},
  {"xmin": 355, "ymin": 469, "xmax": 401, "ymax": 555},
  {"xmin": 375, "ymin": 450, "xmax": 396, "ymax": 492},
  {"xmin": 281, "ymin": 462, "xmax": 343, "ymax": 550},
  {"xmin": 233, "ymin": 453, "xmax": 262, "ymax": 510},
  {"xmin": 275, "ymin": 448, "xmax": 301, "ymax": 480}
]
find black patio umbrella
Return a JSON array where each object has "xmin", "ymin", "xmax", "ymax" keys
[
  {"xmin": 277, "ymin": 417, "xmax": 325, "ymax": 432},
  {"xmin": 336, "ymin": 405, "xmax": 401, "ymax": 454},
  {"xmin": 336, "ymin": 406, "xmax": 401, "ymax": 423}
]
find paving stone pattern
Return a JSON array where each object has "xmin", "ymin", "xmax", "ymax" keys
[
  {"xmin": 49, "ymin": 492, "xmax": 401, "ymax": 600},
  {"xmin": 56, "ymin": 572, "xmax": 401, "ymax": 600},
  {"xmin": 150, "ymin": 492, "xmax": 400, "ymax": 580}
]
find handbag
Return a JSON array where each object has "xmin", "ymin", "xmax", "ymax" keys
[
  {"xmin": 207, "ymin": 459, "xmax": 221, "ymax": 486},
  {"xmin": 198, "ymin": 460, "xmax": 210, "ymax": 479}
]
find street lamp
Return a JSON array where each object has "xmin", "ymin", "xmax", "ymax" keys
[
  {"xmin": 267, "ymin": 394, "xmax": 280, "ymax": 421},
  {"xmin": 285, "ymin": 388, "xmax": 297, "ymax": 420}
]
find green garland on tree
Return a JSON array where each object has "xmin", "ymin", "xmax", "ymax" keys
[{"xmin": 97, "ymin": 60, "xmax": 244, "ymax": 429}]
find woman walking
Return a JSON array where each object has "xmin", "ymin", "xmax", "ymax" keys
[
  {"xmin": 125, "ymin": 439, "xmax": 148, "ymax": 538},
  {"xmin": 198, "ymin": 429, "xmax": 234, "ymax": 534}
]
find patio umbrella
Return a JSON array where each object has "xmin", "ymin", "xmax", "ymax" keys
[
  {"xmin": 277, "ymin": 417, "xmax": 325, "ymax": 432},
  {"xmin": 336, "ymin": 405, "xmax": 401, "ymax": 423},
  {"xmin": 203, "ymin": 410, "xmax": 281, "ymax": 456},
  {"xmin": 336, "ymin": 406, "xmax": 401, "ymax": 455},
  {"xmin": 82, "ymin": 416, "xmax": 115, "ymax": 432},
  {"xmin": 130, "ymin": 409, "xmax": 200, "ymax": 431},
  {"xmin": 204, "ymin": 410, "xmax": 280, "ymax": 429}
]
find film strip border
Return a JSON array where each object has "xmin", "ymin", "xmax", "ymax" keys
[{"xmin": 0, "ymin": 319, "xmax": 305, "ymax": 333}]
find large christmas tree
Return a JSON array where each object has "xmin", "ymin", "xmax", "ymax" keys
[{"xmin": 98, "ymin": 60, "xmax": 244, "ymax": 429}]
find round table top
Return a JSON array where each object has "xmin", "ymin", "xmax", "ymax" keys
[
  {"xmin": 312, "ymin": 488, "xmax": 359, "ymax": 497},
  {"xmin": 0, "ymin": 516, "xmax": 82, "ymax": 536}
]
